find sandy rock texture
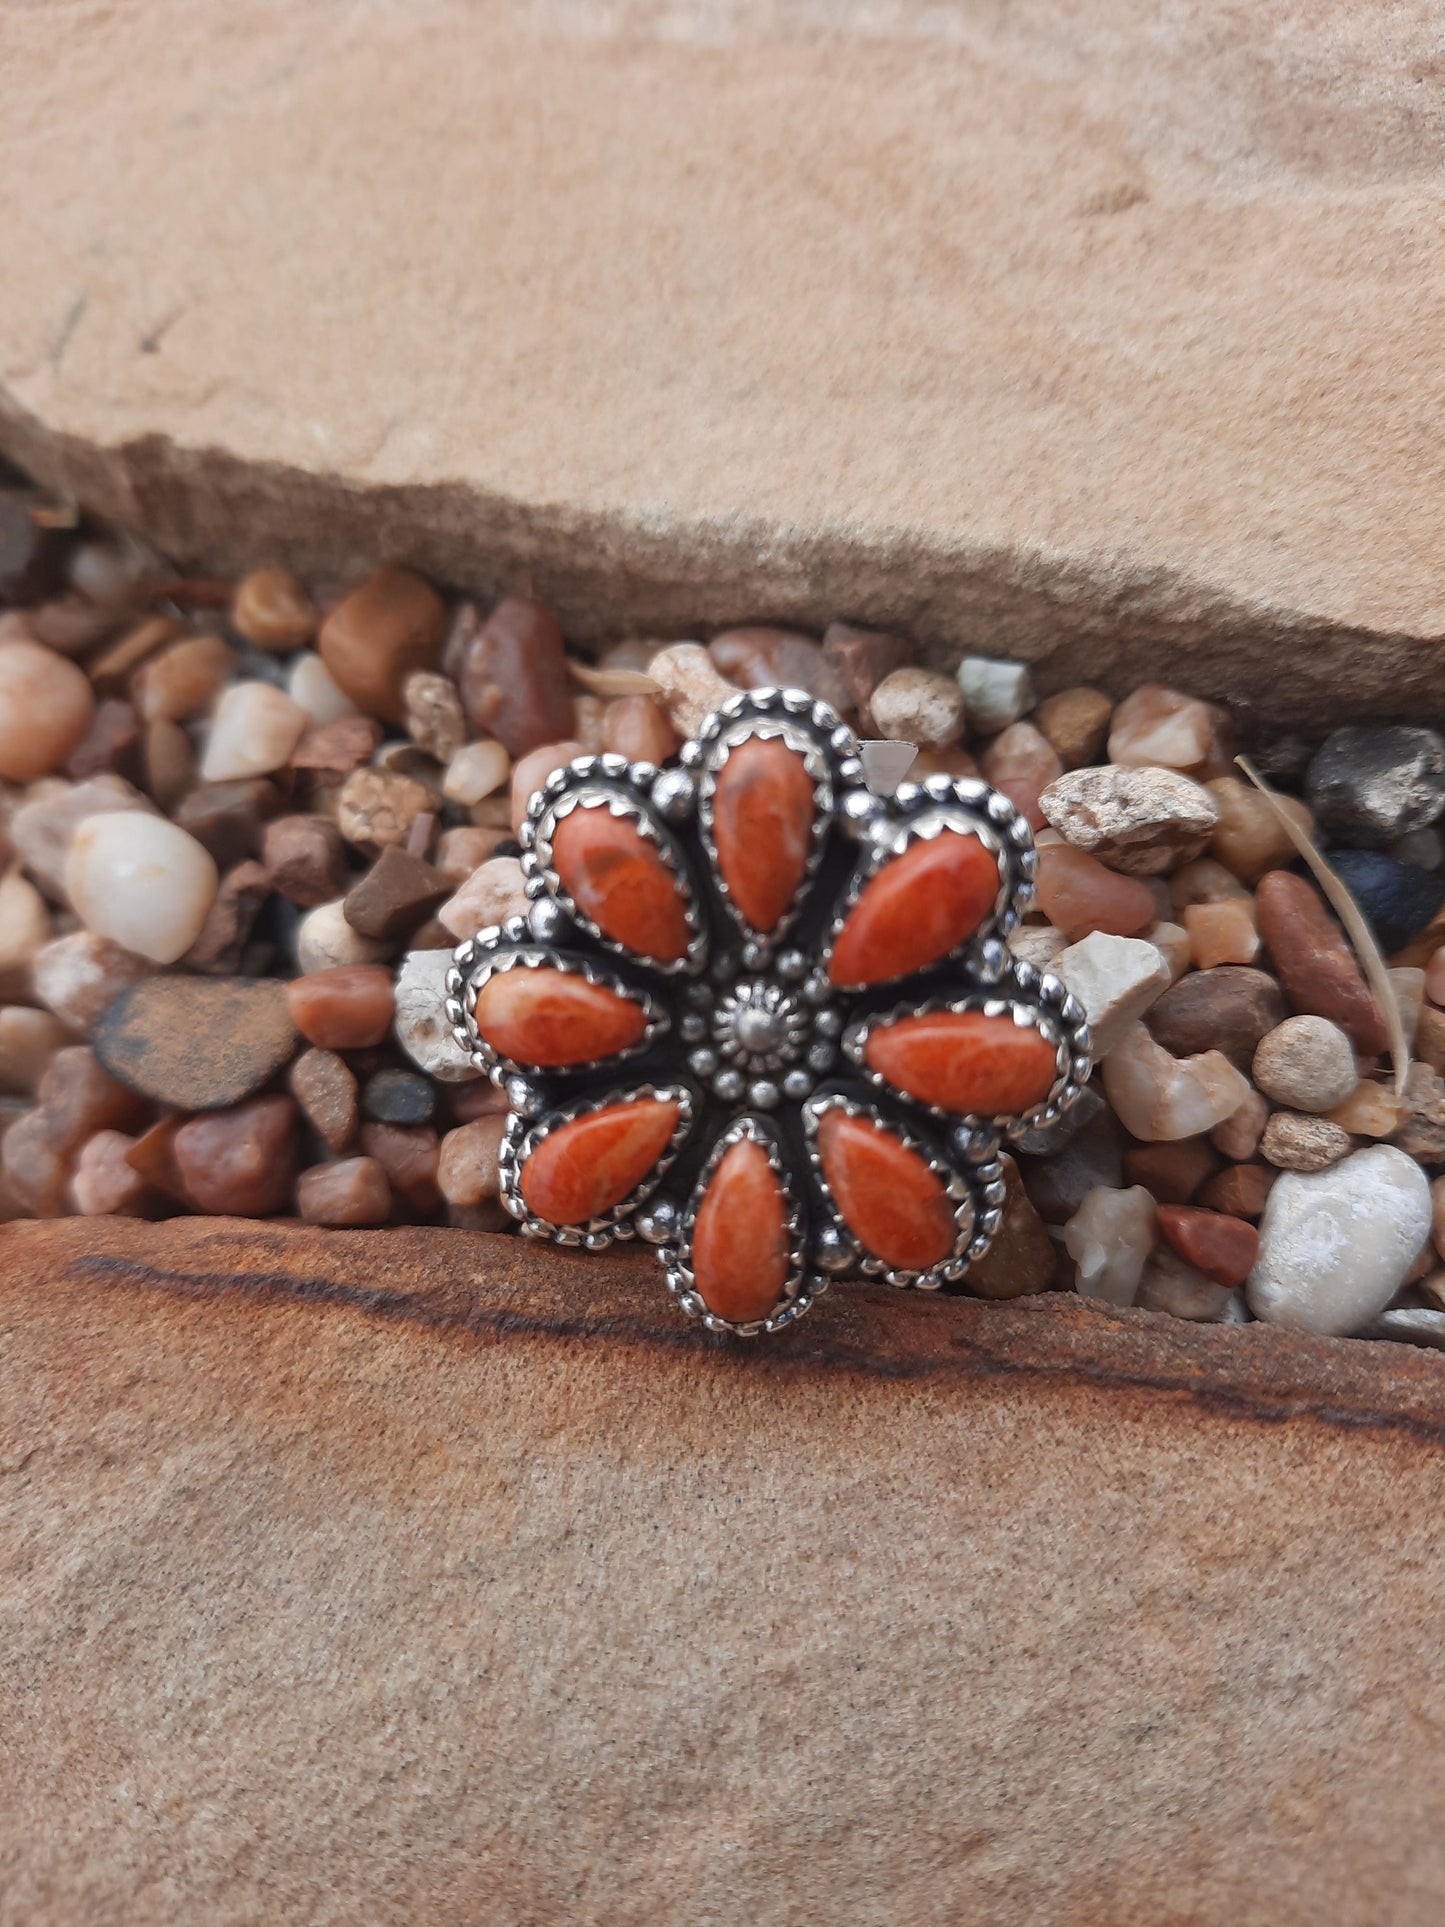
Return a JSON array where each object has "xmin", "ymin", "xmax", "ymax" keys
[
  {"xmin": 2, "ymin": 3, "xmax": 1445, "ymax": 724},
  {"xmin": 3, "ymin": 1216, "xmax": 1445, "ymax": 1922}
]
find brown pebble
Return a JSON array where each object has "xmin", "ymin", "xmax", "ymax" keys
[
  {"xmin": 0, "ymin": 491, "xmax": 70, "ymax": 603},
  {"xmin": 1033, "ymin": 686, "xmax": 1114, "ymax": 770},
  {"xmin": 434, "ymin": 825, "xmax": 508, "ymax": 884},
  {"xmin": 141, "ymin": 716, "xmax": 197, "ymax": 811},
  {"xmin": 457, "ymin": 596, "xmax": 576, "ymax": 756},
  {"xmin": 343, "ymin": 846, "xmax": 450, "ymax": 942},
  {"xmin": 291, "ymin": 713, "xmax": 384, "ymax": 782},
  {"xmin": 297, "ymin": 1155, "xmax": 392, "ymax": 1226},
  {"xmin": 94, "ymin": 976, "xmax": 298, "ymax": 1111},
  {"xmin": 437, "ymin": 1114, "xmax": 508, "ymax": 1207},
  {"xmin": 289, "ymin": 1048, "xmax": 360, "ymax": 1153},
  {"xmin": 318, "ymin": 567, "xmax": 448, "ymax": 725},
  {"xmin": 1, "ymin": 1108, "xmax": 70, "ymax": 1216},
  {"xmin": 1196, "ymin": 1162, "xmax": 1276, "ymax": 1221},
  {"xmin": 708, "ymin": 626, "xmax": 850, "ymax": 713},
  {"xmin": 1121, "ymin": 1135, "xmax": 1219, "ymax": 1205},
  {"xmin": 360, "ymin": 1121, "xmax": 441, "ymax": 1212},
  {"xmin": 263, "ymin": 813, "xmax": 351, "ymax": 908},
  {"xmin": 37, "ymin": 1044, "xmax": 150, "ymax": 1155},
  {"xmin": 287, "ymin": 965, "xmax": 395, "ymax": 1050},
  {"xmin": 133, "ymin": 632, "xmax": 235, "ymax": 723},
  {"xmin": 1145, "ymin": 965, "xmax": 1286, "ymax": 1068},
  {"xmin": 820, "ymin": 621, "xmax": 914, "ymax": 726},
  {"xmin": 181, "ymin": 859, "xmax": 272, "ymax": 974},
  {"xmin": 87, "ymin": 613, "xmax": 182, "ymax": 690},
  {"xmin": 1415, "ymin": 1004, "xmax": 1445, "ymax": 1074},
  {"xmin": 175, "ymin": 778, "xmax": 283, "ymax": 868},
  {"xmin": 64, "ymin": 698, "xmax": 141, "ymax": 783},
  {"xmin": 172, "ymin": 1094, "xmax": 299, "ymax": 1216},
  {"xmin": 447, "ymin": 1079, "xmax": 511, "ymax": 1124},
  {"xmin": 124, "ymin": 1115, "xmax": 192, "ymax": 1203},
  {"xmin": 231, "ymin": 567, "xmax": 318, "ymax": 652},
  {"xmin": 960, "ymin": 1156, "xmax": 1055, "ymax": 1299},
  {"xmin": 600, "ymin": 694, "xmax": 680, "ymax": 765},
  {"xmin": 336, "ymin": 767, "xmax": 436, "ymax": 856},
  {"xmin": 1255, "ymin": 869, "xmax": 1389, "ymax": 1055}
]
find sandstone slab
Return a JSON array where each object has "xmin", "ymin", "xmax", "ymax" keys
[{"xmin": 2, "ymin": 4, "xmax": 1445, "ymax": 723}]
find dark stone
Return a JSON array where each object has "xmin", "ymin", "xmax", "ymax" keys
[
  {"xmin": 176, "ymin": 779, "xmax": 284, "ymax": 868},
  {"xmin": 1145, "ymin": 966, "xmax": 1286, "ymax": 1068},
  {"xmin": 1326, "ymin": 848, "xmax": 1445, "ymax": 954},
  {"xmin": 343, "ymin": 846, "xmax": 449, "ymax": 942},
  {"xmin": 0, "ymin": 491, "xmax": 69, "ymax": 604},
  {"xmin": 95, "ymin": 977, "xmax": 299, "ymax": 1111},
  {"xmin": 1305, "ymin": 726, "xmax": 1445, "ymax": 848},
  {"xmin": 362, "ymin": 1068, "xmax": 437, "ymax": 1127},
  {"xmin": 181, "ymin": 860, "xmax": 274, "ymax": 974}
]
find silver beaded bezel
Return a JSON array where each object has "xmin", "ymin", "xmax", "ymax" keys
[
  {"xmin": 501, "ymin": 1080, "xmax": 697, "ymax": 1248},
  {"xmin": 800, "ymin": 1090, "xmax": 1002, "ymax": 1290},
  {"xmin": 448, "ymin": 936, "xmax": 668, "ymax": 1082},
  {"xmin": 520, "ymin": 754, "xmax": 709, "ymax": 976},
  {"xmin": 842, "ymin": 966, "xmax": 1091, "ymax": 1138},
  {"xmin": 661, "ymin": 1114, "xmax": 818, "ymax": 1336},
  {"xmin": 818, "ymin": 780, "xmax": 1038, "ymax": 989}
]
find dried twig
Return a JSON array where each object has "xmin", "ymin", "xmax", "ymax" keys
[{"xmin": 566, "ymin": 659, "xmax": 663, "ymax": 699}]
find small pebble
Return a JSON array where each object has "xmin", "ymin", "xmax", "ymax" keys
[
  {"xmin": 1122, "ymin": 1135, "xmax": 1220, "ymax": 1205},
  {"xmin": 134, "ymin": 633, "xmax": 234, "ymax": 724},
  {"xmin": 1055, "ymin": 931, "xmax": 1171, "ymax": 1058},
  {"xmin": 66, "ymin": 812, "xmax": 219, "ymax": 965},
  {"xmin": 1205, "ymin": 777, "xmax": 1312, "ymax": 884},
  {"xmin": 362, "ymin": 1067, "xmax": 436, "ymax": 1126},
  {"xmin": 1032, "ymin": 686, "xmax": 1113, "ymax": 771},
  {"xmin": 94, "ymin": 976, "xmax": 297, "ymax": 1110},
  {"xmin": 1143, "ymin": 919, "xmax": 1191, "ymax": 981},
  {"xmin": 142, "ymin": 717, "xmax": 196, "ymax": 812},
  {"xmin": 70, "ymin": 1128, "xmax": 151, "ymax": 1217},
  {"xmin": 392, "ymin": 947, "xmax": 482, "ymax": 1083},
  {"xmin": 1390, "ymin": 965, "xmax": 1425, "ymax": 1048},
  {"xmin": 1039, "ymin": 766, "xmax": 1219, "ymax": 877},
  {"xmin": 1326, "ymin": 848, "xmax": 1445, "ymax": 954},
  {"xmin": 1103, "ymin": 1023, "xmax": 1250, "ymax": 1142},
  {"xmin": 404, "ymin": 669, "xmax": 467, "ymax": 763},
  {"xmin": 1017, "ymin": 1109, "xmax": 1125, "ymax": 1223},
  {"xmin": 1145, "ymin": 964, "xmax": 1284, "ymax": 1067},
  {"xmin": 172, "ymin": 1094, "xmax": 299, "ymax": 1217},
  {"xmin": 231, "ymin": 567, "xmax": 319, "ymax": 652},
  {"xmin": 1033, "ymin": 843, "xmax": 1157, "ymax": 940},
  {"xmin": 1252, "ymin": 1015, "xmax": 1357, "ymax": 1114},
  {"xmin": 38, "ymin": 1045, "xmax": 151, "ymax": 1155},
  {"xmin": 456, "ymin": 595, "xmax": 575, "ymax": 754},
  {"xmin": 64, "ymin": 698, "xmax": 142, "ymax": 783},
  {"xmin": 510, "ymin": 739, "xmax": 586, "ymax": 837},
  {"xmin": 360, "ymin": 1121, "xmax": 441, "ymax": 1212},
  {"xmin": 319, "ymin": 566, "xmax": 449, "ymax": 725},
  {"xmin": 264, "ymin": 814, "xmax": 352, "ymax": 908},
  {"xmin": 1182, "ymin": 898, "xmax": 1259, "ymax": 968},
  {"xmin": 291, "ymin": 713, "xmax": 383, "ymax": 787},
  {"xmin": 1108, "ymin": 684, "xmax": 1231, "ymax": 776},
  {"xmin": 174, "ymin": 778, "xmax": 282, "ymax": 869},
  {"xmin": 343, "ymin": 846, "xmax": 449, "ymax": 943},
  {"xmin": 1, "ymin": 1109, "xmax": 70, "ymax": 1216},
  {"xmin": 200, "ymin": 681, "xmax": 308, "ymax": 783},
  {"xmin": 0, "ymin": 865, "xmax": 49, "ymax": 996},
  {"xmin": 1260, "ymin": 1111, "xmax": 1352, "ymax": 1173},
  {"xmin": 1169, "ymin": 857, "xmax": 1250, "ymax": 910},
  {"xmin": 1135, "ymin": 1247, "xmax": 1235, "ymax": 1322},
  {"xmin": 1416, "ymin": 1005, "xmax": 1445, "ymax": 1074},
  {"xmin": 10, "ymin": 773, "xmax": 157, "ymax": 902},
  {"xmin": 0, "ymin": 1007, "xmax": 70, "ymax": 1095},
  {"xmin": 336, "ymin": 767, "xmax": 436, "ymax": 856},
  {"xmin": 708, "ymin": 627, "xmax": 849, "ymax": 711},
  {"xmin": 1062, "ymin": 1185, "xmax": 1156, "ymax": 1305},
  {"xmin": 977, "ymin": 722, "xmax": 1062, "ymax": 830},
  {"xmin": 287, "ymin": 965, "xmax": 395, "ymax": 1050},
  {"xmin": 960, "ymin": 1156, "xmax": 1054, "ymax": 1299},
  {"xmin": 1247, "ymin": 1144, "xmax": 1431, "ymax": 1334},
  {"xmin": 295, "ymin": 899, "xmax": 393, "ymax": 973},
  {"xmin": 1327, "ymin": 1080, "xmax": 1404, "ymax": 1139},
  {"xmin": 0, "ymin": 636, "xmax": 96, "ymax": 781},
  {"xmin": 30, "ymin": 930, "xmax": 152, "ymax": 1035},
  {"xmin": 439, "ymin": 856, "xmax": 531, "ymax": 941},
  {"xmin": 866, "ymin": 667, "xmax": 964, "ymax": 747},
  {"xmin": 1155, "ymin": 1203, "xmax": 1259, "ymax": 1287},
  {"xmin": 1306, "ymin": 725, "xmax": 1445, "ymax": 849},
  {"xmin": 1255, "ymin": 870, "xmax": 1388, "ymax": 1056},
  {"xmin": 297, "ymin": 1156, "xmax": 392, "ymax": 1227},
  {"xmin": 956, "ymin": 656, "xmax": 1034, "ymax": 735},
  {"xmin": 1197, "ymin": 1162, "xmax": 1276, "ymax": 1220},
  {"xmin": 1210, "ymin": 1087, "xmax": 1270, "ymax": 1161},
  {"xmin": 286, "ymin": 652, "xmax": 358, "ymax": 725},
  {"xmin": 820, "ymin": 622, "xmax": 914, "ymax": 722},
  {"xmin": 289, "ymin": 1047, "xmax": 360, "ymax": 1153},
  {"xmin": 600, "ymin": 694, "xmax": 680, "ymax": 766},
  {"xmin": 437, "ymin": 1114, "xmax": 507, "ymax": 1207},
  {"xmin": 647, "ymin": 643, "xmax": 737, "ymax": 739}
]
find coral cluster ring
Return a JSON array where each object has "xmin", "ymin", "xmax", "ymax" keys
[{"xmin": 446, "ymin": 685, "xmax": 1091, "ymax": 1334}]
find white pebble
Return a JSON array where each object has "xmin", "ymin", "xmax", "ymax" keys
[
  {"xmin": 1008, "ymin": 924, "xmax": 1069, "ymax": 972},
  {"xmin": 393, "ymin": 948, "xmax": 482, "ymax": 1082},
  {"xmin": 1063, "ymin": 1186, "xmax": 1157, "ymax": 1306},
  {"xmin": 1247, "ymin": 1145, "xmax": 1431, "ymax": 1336},
  {"xmin": 1136, "ymin": 1248, "xmax": 1234, "ymax": 1322},
  {"xmin": 956, "ymin": 656, "xmax": 1034, "ymax": 734},
  {"xmin": 295, "ymin": 898, "xmax": 393, "ymax": 973},
  {"xmin": 443, "ymin": 739, "xmax": 511, "ymax": 807},
  {"xmin": 65, "ymin": 813, "xmax": 219, "ymax": 965},
  {"xmin": 287, "ymin": 651, "xmax": 358, "ymax": 725},
  {"xmin": 647, "ymin": 643, "xmax": 737, "ymax": 739},
  {"xmin": 1056, "ymin": 931, "xmax": 1171, "ymax": 1058},
  {"xmin": 868, "ymin": 667, "xmax": 965, "ymax": 747},
  {"xmin": 1101, "ymin": 1023, "xmax": 1250, "ymax": 1142},
  {"xmin": 200, "ymin": 680, "xmax": 309, "ymax": 781},
  {"xmin": 1252, "ymin": 1015, "xmax": 1357, "ymax": 1114}
]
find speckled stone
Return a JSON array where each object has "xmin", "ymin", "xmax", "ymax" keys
[{"xmin": 94, "ymin": 976, "xmax": 298, "ymax": 1110}]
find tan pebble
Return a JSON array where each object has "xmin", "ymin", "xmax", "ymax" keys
[
  {"xmin": 297, "ymin": 1155, "xmax": 392, "ymax": 1227},
  {"xmin": 30, "ymin": 930, "xmax": 152, "ymax": 1035},
  {"xmin": 70, "ymin": 1129, "xmax": 151, "ymax": 1216},
  {"xmin": 510, "ymin": 740, "xmax": 585, "ymax": 837},
  {"xmin": 66, "ymin": 813, "xmax": 219, "ymax": 965},
  {"xmin": 1169, "ymin": 856, "xmax": 1251, "ymax": 909},
  {"xmin": 1210, "ymin": 1087, "xmax": 1270, "ymax": 1161},
  {"xmin": 442, "ymin": 738, "xmax": 511, "ymax": 808},
  {"xmin": 602, "ymin": 694, "xmax": 680, "ymax": 766},
  {"xmin": 142, "ymin": 717, "xmax": 196, "ymax": 811},
  {"xmin": 1039, "ymin": 765, "xmax": 1218, "ymax": 877},
  {"xmin": 1, "ymin": 1108, "xmax": 70, "ymax": 1216},
  {"xmin": 1103, "ymin": 1022, "xmax": 1250, "ymax": 1141},
  {"xmin": 286, "ymin": 651, "xmax": 358, "ymax": 725},
  {"xmin": 1253, "ymin": 1015, "xmax": 1358, "ymax": 1113},
  {"xmin": 336, "ymin": 767, "xmax": 435, "ymax": 855},
  {"xmin": 1415, "ymin": 1003, "xmax": 1445, "ymax": 1074},
  {"xmin": 1389, "ymin": 966, "xmax": 1425, "ymax": 1050},
  {"xmin": 1327, "ymin": 1080, "xmax": 1405, "ymax": 1139},
  {"xmin": 1143, "ymin": 920, "xmax": 1191, "ymax": 981},
  {"xmin": 0, "ymin": 637, "xmax": 95, "ymax": 783},
  {"xmin": 438, "ymin": 1114, "xmax": 508, "ymax": 1207},
  {"xmin": 439, "ymin": 857, "xmax": 530, "ymax": 941},
  {"xmin": 868, "ymin": 667, "xmax": 964, "ymax": 747},
  {"xmin": 1183, "ymin": 898, "xmax": 1259, "ymax": 967},
  {"xmin": 404, "ymin": 669, "xmax": 467, "ymax": 763},
  {"xmin": 1206, "ymin": 777, "xmax": 1313, "ymax": 883},
  {"xmin": 134, "ymin": 633, "xmax": 235, "ymax": 723},
  {"xmin": 294, "ymin": 899, "xmax": 392, "ymax": 973},
  {"xmin": 318, "ymin": 566, "xmax": 448, "ymax": 725},
  {"xmin": 1260, "ymin": 1111, "xmax": 1353, "ymax": 1172},
  {"xmin": 1033, "ymin": 843, "xmax": 1156, "ymax": 940},
  {"xmin": 434, "ymin": 825, "xmax": 507, "ymax": 884},
  {"xmin": 1108, "ymin": 684, "xmax": 1232, "ymax": 776},
  {"xmin": 1007, "ymin": 924, "xmax": 1069, "ymax": 972},
  {"xmin": 0, "ymin": 1006, "xmax": 71, "ymax": 1094},
  {"xmin": 647, "ymin": 643, "xmax": 736, "ymax": 739},
  {"xmin": 231, "ymin": 567, "xmax": 318, "ymax": 652},
  {"xmin": 1033, "ymin": 686, "xmax": 1113, "ymax": 769}
]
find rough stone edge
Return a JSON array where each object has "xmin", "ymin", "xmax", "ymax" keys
[
  {"xmin": 5, "ymin": 1215, "xmax": 1443, "ymax": 1439},
  {"xmin": 3, "ymin": 395, "xmax": 1441, "ymax": 731}
]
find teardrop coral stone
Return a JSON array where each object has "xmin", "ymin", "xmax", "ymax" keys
[
  {"xmin": 816, "ymin": 1110, "xmax": 957, "ymax": 1271},
  {"xmin": 711, "ymin": 735, "xmax": 817, "ymax": 932},
  {"xmin": 474, "ymin": 968, "xmax": 647, "ymax": 1067},
  {"xmin": 865, "ymin": 1010, "xmax": 1059, "ymax": 1115},
  {"xmin": 520, "ymin": 1098, "xmax": 680, "ymax": 1224},
  {"xmin": 550, "ymin": 805, "xmax": 690, "ymax": 964},
  {"xmin": 691, "ymin": 1138, "xmax": 791, "ymax": 1323},
  {"xmin": 828, "ymin": 831, "xmax": 1000, "ymax": 987}
]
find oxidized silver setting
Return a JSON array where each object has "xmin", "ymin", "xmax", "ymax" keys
[{"xmin": 446, "ymin": 684, "xmax": 1091, "ymax": 1336}]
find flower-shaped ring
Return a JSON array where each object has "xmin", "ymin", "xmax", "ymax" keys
[{"xmin": 447, "ymin": 687, "xmax": 1091, "ymax": 1335}]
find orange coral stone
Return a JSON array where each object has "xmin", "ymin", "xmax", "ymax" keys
[
  {"xmin": 864, "ymin": 1010, "xmax": 1059, "ymax": 1114},
  {"xmin": 550, "ymin": 805, "xmax": 690, "ymax": 963},
  {"xmin": 474, "ymin": 968, "xmax": 647, "ymax": 1067},
  {"xmin": 828, "ymin": 831, "xmax": 1000, "ymax": 987},
  {"xmin": 520, "ymin": 1098, "xmax": 680, "ymax": 1224},
  {"xmin": 711, "ymin": 734, "xmax": 816, "ymax": 931},
  {"xmin": 691, "ymin": 1137, "xmax": 791, "ymax": 1323},
  {"xmin": 816, "ymin": 1110, "xmax": 956, "ymax": 1271}
]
